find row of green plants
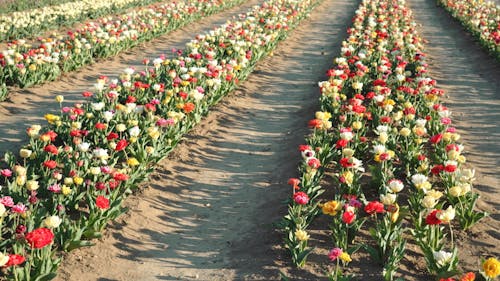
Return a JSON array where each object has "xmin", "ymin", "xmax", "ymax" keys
[
  {"xmin": 281, "ymin": 0, "xmax": 497, "ymax": 280},
  {"xmin": 0, "ymin": 0, "xmax": 168, "ymax": 42},
  {"xmin": 0, "ymin": 0, "xmax": 246, "ymax": 101},
  {"xmin": 437, "ymin": 0, "xmax": 500, "ymax": 61},
  {"xmin": 0, "ymin": 0, "xmax": 322, "ymax": 279},
  {"xmin": 0, "ymin": 0, "xmax": 73, "ymax": 14}
]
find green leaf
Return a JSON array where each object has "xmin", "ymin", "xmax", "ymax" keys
[
  {"xmin": 66, "ymin": 240, "xmax": 96, "ymax": 251},
  {"xmin": 83, "ymin": 230, "xmax": 102, "ymax": 239},
  {"xmin": 34, "ymin": 272, "xmax": 57, "ymax": 281}
]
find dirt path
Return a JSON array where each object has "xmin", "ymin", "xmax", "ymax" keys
[
  {"xmin": 53, "ymin": 0, "xmax": 360, "ymax": 280},
  {"xmin": 0, "ymin": 0, "xmax": 260, "ymax": 154},
  {"xmin": 408, "ymin": 0, "xmax": 500, "ymax": 273}
]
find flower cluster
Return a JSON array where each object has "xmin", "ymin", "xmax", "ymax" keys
[
  {"xmin": 0, "ymin": 0, "xmax": 318, "ymax": 279},
  {"xmin": 0, "ymin": 0, "xmax": 244, "ymax": 98},
  {"xmin": 0, "ymin": 0, "xmax": 165, "ymax": 41},
  {"xmin": 437, "ymin": 0, "xmax": 500, "ymax": 60},
  {"xmin": 282, "ymin": 0, "xmax": 489, "ymax": 279}
]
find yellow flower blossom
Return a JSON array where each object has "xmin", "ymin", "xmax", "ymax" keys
[
  {"xmin": 44, "ymin": 114, "xmax": 60, "ymax": 124},
  {"xmin": 322, "ymin": 200, "xmax": 342, "ymax": 216},
  {"xmin": 294, "ymin": 229, "xmax": 310, "ymax": 242},
  {"xmin": 127, "ymin": 158, "xmax": 140, "ymax": 167},
  {"xmin": 73, "ymin": 176, "xmax": 84, "ymax": 185},
  {"xmin": 19, "ymin": 149, "xmax": 32, "ymax": 159},
  {"xmin": 339, "ymin": 252, "xmax": 352, "ymax": 263},
  {"xmin": 62, "ymin": 185, "xmax": 72, "ymax": 196},
  {"xmin": 483, "ymin": 257, "xmax": 500, "ymax": 278},
  {"xmin": 341, "ymin": 171, "xmax": 354, "ymax": 186},
  {"xmin": 26, "ymin": 180, "xmax": 39, "ymax": 191}
]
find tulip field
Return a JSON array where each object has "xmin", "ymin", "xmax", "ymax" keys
[{"xmin": 0, "ymin": 0, "xmax": 498, "ymax": 280}]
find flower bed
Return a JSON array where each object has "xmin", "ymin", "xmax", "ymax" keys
[
  {"xmin": 0, "ymin": 0, "xmax": 321, "ymax": 279},
  {"xmin": 281, "ymin": 0, "xmax": 495, "ymax": 280},
  {"xmin": 0, "ymin": 0, "xmax": 167, "ymax": 42},
  {"xmin": 0, "ymin": 0, "xmax": 246, "ymax": 101},
  {"xmin": 437, "ymin": 0, "xmax": 500, "ymax": 61},
  {"xmin": 0, "ymin": 0, "xmax": 74, "ymax": 15}
]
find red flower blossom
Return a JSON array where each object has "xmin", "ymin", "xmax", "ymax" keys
[
  {"xmin": 426, "ymin": 210, "xmax": 442, "ymax": 225},
  {"xmin": 308, "ymin": 119, "xmax": 322, "ymax": 129},
  {"xmin": 430, "ymin": 134, "xmax": 443, "ymax": 144},
  {"xmin": 431, "ymin": 164, "xmax": 444, "ymax": 175},
  {"xmin": 95, "ymin": 122, "xmax": 107, "ymax": 130},
  {"xmin": 113, "ymin": 173, "xmax": 129, "ymax": 181},
  {"xmin": 108, "ymin": 180, "xmax": 119, "ymax": 190},
  {"xmin": 298, "ymin": 145, "xmax": 312, "ymax": 152},
  {"xmin": 307, "ymin": 158, "xmax": 321, "ymax": 169},
  {"xmin": 5, "ymin": 254, "xmax": 25, "ymax": 267},
  {"xmin": 339, "ymin": 157, "xmax": 354, "ymax": 168},
  {"xmin": 25, "ymin": 228, "xmax": 54, "ymax": 249},
  {"xmin": 364, "ymin": 112, "xmax": 372, "ymax": 120},
  {"xmin": 44, "ymin": 144, "xmax": 59, "ymax": 155},
  {"xmin": 0, "ymin": 169, "xmax": 12, "ymax": 177},
  {"xmin": 145, "ymin": 103, "xmax": 156, "ymax": 112},
  {"xmin": 380, "ymin": 116, "xmax": 391, "ymax": 123},
  {"xmin": 16, "ymin": 225, "xmax": 26, "ymax": 234},
  {"xmin": 43, "ymin": 160, "xmax": 57, "ymax": 169},
  {"xmin": 70, "ymin": 130, "xmax": 82, "ymax": 137},
  {"xmin": 379, "ymin": 153, "xmax": 390, "ymax": 161},
  {"xmin": 354, "ymin": 94, "xmax": 364, "ymax": 100},
  {"xmin": 417, "ymin": 154, "xmax": 427, "ymax": 161},
  {"xmin": 342, "ymin": 211, "xmax": 356, "ymax": 224},
  {"xmin": 96, "ymin": 195, "xmax": 110, "ymax": 210},
  {"xmin": 72, "ymin": 108, "xmax": 85, "ymax": 115},
  {"xmin": 183, "ymin": 102, "xmax": 196, "ymax": 113},
  {"xmin": 126, "ymin": 95, "xmax": 137, "ymax": 103},
  {"xmin": 107, "ymin": 132, "xmax": 119, "ymax": 140},
  {"xmin": 336, "ymin": 139, "xmax": 349, "ymax": 149},
  {"xmin": 460, "ymin": 272, "xmax": 475, "ymax": 281},
  {"xmin": 352, "ymin": 104, "xmax": 366, "ymax": 113},
  {"xmin": 293, "ymin": 192, "xmax": 309, "ymax": 205},
  {"xmin": 287, "ymin": 178, "xmax": 300, "ymax": 190},
  {"xmin": 134, "ymin": 81, "xmax": 150, "ymax": 89},
  {"xmin": 115, "ymin": 139, "xmax": 128, "ymax": 151},
  {"xmin": 444, "ymin": 165, "xmax": 456, "ymax": 173},
  {"xmin": 40, "ymin": 131, "xmax": 57, "ymax": 142},
  {"xmin": 95, "ymin": 182, "xmax": 106, "ymax": 190},
  {"xmin": 364, "ymin": 201, "xmax": 385, "ymax": 215}
]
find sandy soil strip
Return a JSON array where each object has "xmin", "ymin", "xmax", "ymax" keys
[{"xmin": 54, "ymin": 0, "xmax": 360, "ymax": 280}]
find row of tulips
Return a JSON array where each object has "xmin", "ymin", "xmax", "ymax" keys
[
  {"xmin": 0, "ymin": 0, "xmax": 322, "ymax": 279},
  {"xmin": 0, "ymin": 0, "xmax": 77, "ymax": 14},
  {"xmin": 281, "ymin": 0, "xmax": 495, "ymax": 280},
  {"xmin": 437, "ymin": 0, "xmax": 500, "ymax": 61},
  {"xmin": 0, "ymin": 0, "xmax": 168, "ymax": 42},
  {"xmin": 0, "ymin": 0, "xmax": 247, "ymax": 101}
]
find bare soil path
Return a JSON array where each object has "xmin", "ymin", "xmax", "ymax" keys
[{"xmin": 52, "ymin": 0, "xmax": 360, "ymax": 280}]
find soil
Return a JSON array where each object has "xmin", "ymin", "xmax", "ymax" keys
[{"xmin": 0, "ymin": 0, "xmax": 498, "ymax": 280}]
